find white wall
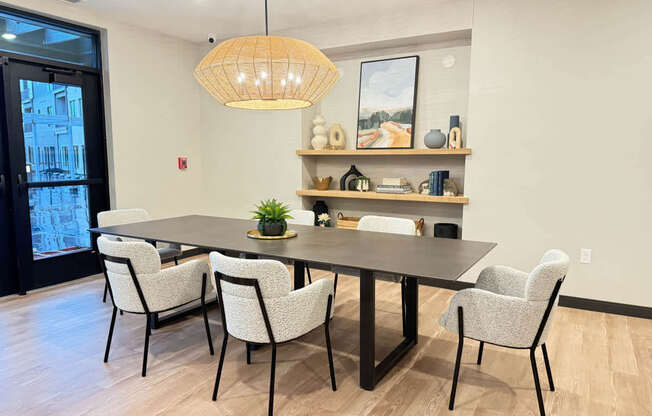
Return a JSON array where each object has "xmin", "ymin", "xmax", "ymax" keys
[
  {"xmin": 3, "ymin": 0, "xmax": 204, "ymax": 220},
  {"xmin": 462, "ymin": 0, "xmax": 652, "ymax": 306}
]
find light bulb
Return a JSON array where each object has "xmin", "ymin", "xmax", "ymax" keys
[
  {"xmin": 239, "ymin": 72, "xmax": 246, "ymax": 80},
  {"xmin": 280, "ymin": 79, "xmax": 286, "ymax": 86},
  {"xmin": 288, "ymin": 73, "xmax": 294, "ymax": 80},
  {"xmin": 261, "ymin": 71, "xmax": 267, "ymax": 79},
  {"xmin": 255, "ymin": 79, "xmax": 260, "ymax": 86},
  {"xmin": 296, "ymin": 76, "xmax": 302, "ymax": 84},
  {"xmin": 2, "ymin": 33, "xmax": 16, "ymax": 40}
]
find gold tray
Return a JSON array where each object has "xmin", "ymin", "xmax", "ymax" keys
[{"xmin": 246, "ymin": 229, "xmax": 298, "ymax": 240}]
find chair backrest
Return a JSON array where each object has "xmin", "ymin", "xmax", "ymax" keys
[
  {"xmin": 525, "ymin": 249, "xmax": 570, "ymax": 301},
  {"xmin": 287, "ymin": 209, "xmax": 315, "ymax": 226},
  {"xmin": 209, "ymin": 251, "xmax": 292, "ymax": 342},
  {"xmin": 97, "ymin": 236, "xmax": 161, "ymax": 312},
  {"xmin": 357, "ymin": 215, "xmax": 416, "ymax": 236},
  {"xmin": 97, "ymin": 208, "xmax": 151, "ymax": 242}
]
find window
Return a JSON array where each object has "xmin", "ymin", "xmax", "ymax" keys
[
  {"xmin": 47, "ymin": 106, "xmax": 53, "ymax": 116},
  {"xmin": 0, "ymin": 9, "xmax": 99, "ymax": 68},
  {"xmin": 73, "ymin": 145, "xmax": 79, "ymax": 170},
  {"xmin": 61, "ymin": 147, "xmax": 69, "ymax": 168},
  {"xmin": 27, "ymin": 146, "xmax": 34, "ymax": 164},
  {"xmin": 48, "ymin": 146, "xmax": 56, "ymax": 167}
]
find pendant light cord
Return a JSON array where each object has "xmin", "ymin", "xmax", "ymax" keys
[{"xmin": 264, "ymin": 0, "xmax": 269, "ymax": 36}]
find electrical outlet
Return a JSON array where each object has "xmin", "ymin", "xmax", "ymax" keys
[{"xmin": 580, "ymin": 248, "xmax": 592, "ymax": 264}]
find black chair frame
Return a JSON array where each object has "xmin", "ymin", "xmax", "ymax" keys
[
  {"xmin": 211, "ymin": 271, "xmax": 336, "ymax": 416},
  {"xmin": 100, "ymin": 253, "xmax": 214, "ymax": 377},
  {"xmin": 449, "ymin": 276, "xmax": 565, "ymax": 416}
]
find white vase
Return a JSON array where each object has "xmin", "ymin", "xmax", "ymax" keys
[{"xmin": 311, "ymin": 115, "xmax": 328, "ymax": 150}]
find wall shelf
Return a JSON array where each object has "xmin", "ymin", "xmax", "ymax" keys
[
  {"xmin": 296, "ymin": 189, "xmax": 469, "ymax": 204},
  {"xmin": 296, "ymin": 148, "xmax": 471, "ymax": 156}
]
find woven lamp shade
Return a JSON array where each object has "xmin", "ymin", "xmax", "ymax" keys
[{"xmin": 194, "ymin": 36, "xmax": 339, "ymax": 110}]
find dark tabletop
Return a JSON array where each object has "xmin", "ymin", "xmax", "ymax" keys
[{"xmin": 90, "ymin": 215, "xmax": 496, "ymax": 282}]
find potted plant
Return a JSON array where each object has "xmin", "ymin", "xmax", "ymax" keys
[
  {"xmin": 317, "ymin": 213, "xmax": 332, "ymax": 227},
  {"xmin": 251, "ymin": 199, "xmax": 293, "ymax": 236}
]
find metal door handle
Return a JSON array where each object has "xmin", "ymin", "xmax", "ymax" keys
[
  {"xmin": 16, "ymin": 173, "xmax": 25, "ymax": 193},
  {"xmin": 0, "ymin": 174, "xmax": 5, "ymax": 197}
]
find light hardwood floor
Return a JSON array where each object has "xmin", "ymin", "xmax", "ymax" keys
[{"xmin": 1, "ymin": 257, "xmax": 650, "ymax": 415}]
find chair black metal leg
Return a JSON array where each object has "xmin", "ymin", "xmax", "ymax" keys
[
  {"xmin": 449, "ymin": 306, "xmax": 464, "ymax": 411},
  {"xmin": 306, "ymin": 265, "xmax": 312, "ymax": 284},
  {"xmin": 142, "ymin": 313, "xmax": 151, "ymax": 377},
  {"xmin": 103, "ymin": 282, "xmax": 108, "ymax": 303},
  {"xmin": 325, "ymin": 295, "xmax": 336, "ymax": 391},
  {"xmin": 333, "ymin": 273, "xmax": 339, "ymax": 298},
  {"xmin": 246, "ymin": 343, "xmax": 252, "ymax": 364},
  {"xmin": 119, "ymin": 310, "xmax": 123, "ymax": 315},
  {"xmin": 104, "ymin": 306, "xmax": 118, "ymax": 362},
  {"xmin": 401, "ymin": 277, "xmax": 407, "ymax": 337},
  {"xmin": 530, "ymin": 348, "xmax": 546, "ymax": 416},
  {"xmin": 541, "ymin": 343, "xmax": 555, "ymax": 391},
  {"xmin": 201, "ymin": 273, "xmax": 214, "ymax": 355},
  {"xmin": 174, "ymin": 257, "xmax": 179, "ymax": 265},
  {"xmin": 212, "ymin": 334, "xmax": 229, "ymax": 401},
  {"xmin": 477, "ymin": 341, "xmax": 484, "ymax": 365},
  {"xmin": 268, "ymin": 345, "xmax": 277, "ymax": 416}
]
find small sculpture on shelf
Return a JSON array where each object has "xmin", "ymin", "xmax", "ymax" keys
[
  {"xmin": 354, "ymin": 176, "xmax": 370, "ymax": 192},
  {"xmin": 448, "ymin": 115, "xmax": 462, "ymax": 149},
  {"xmin": 328, "ymin": 123, "xmax": 346, "ymax": 149},
  {"xmin": 312, "ymin": 176, "xmax": 332, "ymax": 190},
  {"xmin": 339, "ymin": 164, "xmax": 364, "ymax": 190},
  {"xmin": 443, "ymin": 178, "xmax": 458, "ymax": 196},
  {"xmin": 418, "ymin": 179, "xmax": 430, "ymax": 195},
  {"xmin": 424, "ymin": 129, "xmax": 447, "ymax": 149},
  {"xmin": 311, "ymin": 115, "xmax": 328, "ymax": 150}
]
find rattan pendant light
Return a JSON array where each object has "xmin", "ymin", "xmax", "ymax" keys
[{"xmin": 194, "ymin": 0, "xmax": 339, "ymax": 110}]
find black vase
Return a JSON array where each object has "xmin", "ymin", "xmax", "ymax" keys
[
  {"xmin": 258, "ymin": 220, "xmax": 287, "ymax": 236},
  {"xmin": 340, "ymin": 165, "xmax": 364, "ymax": 191},
  {"xmin": 312, "ymin": 200, "xmax": 328, "ymax": 226}
]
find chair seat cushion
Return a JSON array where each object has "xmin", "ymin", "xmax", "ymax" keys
[{"xmin": 157, "ymin": 246, "xmax": 182, "ymax": 261}]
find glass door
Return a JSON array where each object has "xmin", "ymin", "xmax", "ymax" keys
[
  {"xmin": 0, "ymin": 96, "xmax": 19, "ymax": 296},
  {"xmin": 3, "ymin": 59, "xmax": 109, "ymax": 291}
]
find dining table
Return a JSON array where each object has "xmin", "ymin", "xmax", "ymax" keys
[{"xmin": 90, "ymin": 215, "xmax": 496, "ymax": 391}]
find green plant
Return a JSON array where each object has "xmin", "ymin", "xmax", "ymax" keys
[{"xmin": 251, "ymin": 199, "xmax": 293, "ymax": 223}]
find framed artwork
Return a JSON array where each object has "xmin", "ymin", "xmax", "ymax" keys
[{"xmin": 356, "ymin": 55, "xmax": 419, "ymax": 149}]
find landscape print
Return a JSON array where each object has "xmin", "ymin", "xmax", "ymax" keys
[{"xmin": 357, "ymin": 56, "xmax": 418, "ymax": 149}]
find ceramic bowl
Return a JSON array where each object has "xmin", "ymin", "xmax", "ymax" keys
[{"xmin": 313, "ymin": 176, "xmax": 332, "ymax": 190}]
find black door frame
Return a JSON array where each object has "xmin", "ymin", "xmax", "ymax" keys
[{"xmin": 0, "ymin": 33, "xmax": 110, "ymax": 294}]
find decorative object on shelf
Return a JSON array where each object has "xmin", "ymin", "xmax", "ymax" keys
[
  {"xmin": 317, "ymin": 213, "xmax": 332, "ymax": 227},
  {"xmin": 337, "ymin": 213, "xmax": 360, "ymax": 230},
  {"xmin": 382, "ymin": 177, "xmax": 407, "ymax": 186},
  {"xmin": 356, "ymin": 56, "xmax": 419, "ymax": 149},
  {"xmin": 194, "ymin": 0, "xmax": 339, "ymax": 110},
  {"xmin": 251, "ymin": 199, "xmax": 293, "ymax": 236},
  {"xmin": 418, "ymin": 179, "xmax": 430, "ymax": 195},
  {"xmin": 429, "ymin": 170, "xmax": 450, "ymax": 196},
  {"xmin": 376, "ymin": 184, "xmax": 412, "ymax": 194},
  {"xmin": 415, "ymin": 218, "xmax": 425, "ymax": 236},
  {"xmin": 339, "ymin": 164, "xmax": 364, "ymax": 190},
  {"xmin": 434, "ymin": 223, "xmax": 458, "ymax": 239},
  {"xmin": 329, "ymin": 123, "xmax": 346, "ymax": 149},
  {"xmin": 312, "ymin": 176, "xmax": 332, "ymax": 190},
  {"xmin": 442, "ymin": 54, "xmax": 456, "ymax": 69},
  {"xmin": 443, "ymin": 178, "xmax": 458, "ymax": 196},
  {"xmin": 312, "ymin": 200, "xmax": 329, "ymax": 226},
  {"xmin": 354, "ymin": 176, "xmax": 370, "ymax": 192},
  {"xmin": 247, "ymin": 229, "xmax": 298, "ymax": 240},
  {"xmin": 424, "ymin": 129, "xmax": 447, "ymax": 149},
  {"xmin": 311, "ymin": 115, "xmax": 328, "ymax": 150},
  {"xmin": 448, "ymin": 115, "xmax": 462, "ymax": 149}
]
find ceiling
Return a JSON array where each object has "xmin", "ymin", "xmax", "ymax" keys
[{"xmin": 66, "ymin": 0, "xmax": 436, "ymax": 43}]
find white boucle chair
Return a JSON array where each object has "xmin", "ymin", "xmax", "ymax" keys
[
  {"xmin": 209, "ymin": 251, "xmax": 336, "ymax": 416},
  {"xmin": 287, "ymin": 209, "xmax": 316, "ymax": 283},
  {"xmin": 97, "ymin": 208, "xmax": 182, "ymax": 303},
  {"xmin": 97, "ymin": 236, "xmax": 215, "ymax": 377},
  {"xmin": 440, "ymin": 249, "xmax": 570, "ymax": 416},
  {"xmin": 332, "ymin": 215, "xmax": 416, "ymax": 333}
]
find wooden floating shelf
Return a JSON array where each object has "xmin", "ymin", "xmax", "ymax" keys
[
  {"xmin": 296, "ymin": 189, "xmax": 469, "ymax": 204},
  {"xmin": 296, "ymin": 148, "xmax": 471, "ymax": 156}
]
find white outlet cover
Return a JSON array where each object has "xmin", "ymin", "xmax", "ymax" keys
[{"xmin": 580, "ymin": 248, "xmax": 592, "ymax": 264}]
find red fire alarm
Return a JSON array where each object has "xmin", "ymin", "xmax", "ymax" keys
[{"xmin": 178, "ymin": 157, "xmax": 188, "ymax": 170}]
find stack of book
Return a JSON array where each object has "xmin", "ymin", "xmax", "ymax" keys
[
  {"xmin": 429, "ymin": 170, "xmax": 449, "ymax": 196},
  {"xmin": 377, "ymin": 177, "xmax": 412, "ymax": 194}
]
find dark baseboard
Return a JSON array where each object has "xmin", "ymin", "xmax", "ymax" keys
[
  {"xmin": 177, "ymin": 247, "xmax": 210, "ymax": 260},
  {"xmin": 558, "ymin": 295, "xmax": 652, "ymax": 319}
]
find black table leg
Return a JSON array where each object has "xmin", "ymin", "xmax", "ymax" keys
[
  {"xmin": 359, "ymin": 270, "xmax": 419, "ymax": 391},
  {"xmin": 294, "ymin": 260, "xmax": 305, "ymax": 290},
  {"xmin": 360, "ymin": 269, "xmax": 375, "ymax": 390}
]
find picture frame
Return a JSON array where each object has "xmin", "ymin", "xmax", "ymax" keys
[{"xmin": 356, "ymin": 55, "xmax": 419, "ymax": 150}]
